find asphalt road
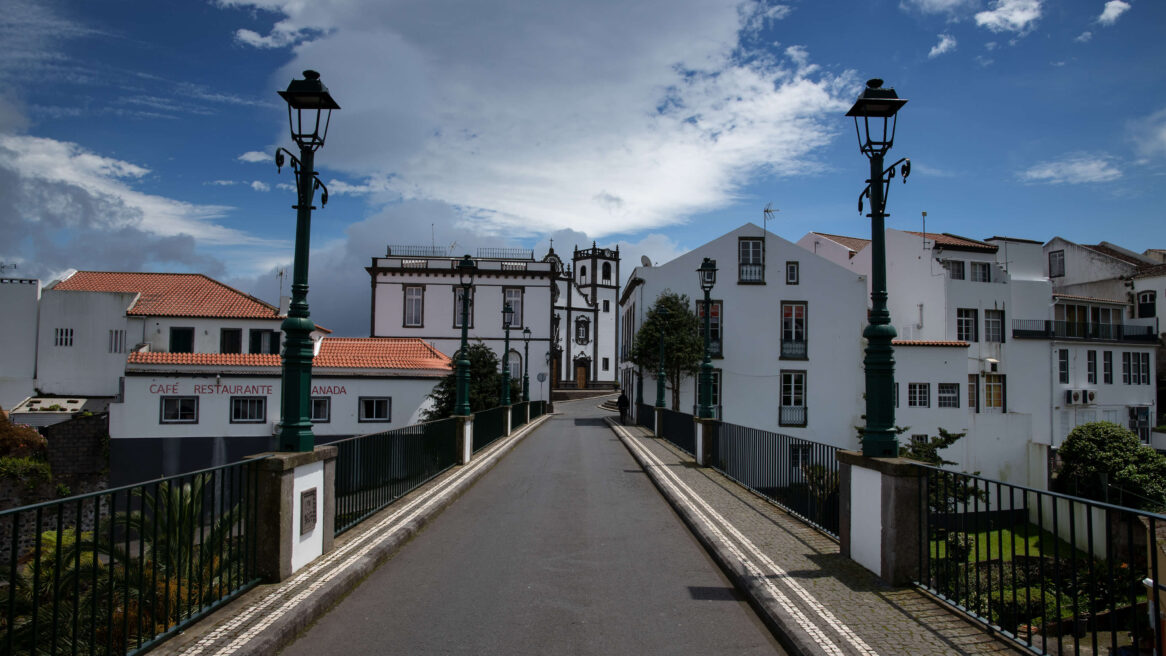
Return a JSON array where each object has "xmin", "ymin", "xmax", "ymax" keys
[{"xmin": 279, "ymin": 399, "xmax": 785, "ymax": 655}]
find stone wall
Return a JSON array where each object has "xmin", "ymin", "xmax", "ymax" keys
[{"xmin": 41, "ymin": 413, "xmax": 108, "ymax": 476}]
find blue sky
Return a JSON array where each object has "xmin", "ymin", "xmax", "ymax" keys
[{"xmin": 2, "ymin": 0, "xmax": 1164, "ymax": 336}]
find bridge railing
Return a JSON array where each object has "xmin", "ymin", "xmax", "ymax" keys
[
  {"xmin": 915, "ymin": 466, "xmax": 1164, "ymax": 656},
  {"xmin": 530, "ymin": 400, "xmax": 547, "ymax": 419},
  {"xmin": 636, "ymin": 403, "xmax": 655, "ymax": 432},
  {"xmin": 472, "ymin": 406, "xmax": 509, "ymax": 453},
  {"xmin": 510, "ymin": 402, "xmax": 529, "ymax": 431},
  {"xmin": 658, "ymin": 409, "xmax": 695, "ymax": 456},
  {"xmin": 332, "ymin": 417, "xmax": 460, "ymax": 535},
  {"xmin": 0, "ymin": 458, "xmax": 266, "ymax": 656}
]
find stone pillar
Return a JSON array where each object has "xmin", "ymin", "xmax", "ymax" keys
[
  {"xmin": 504, "ymin": 405, "xmax": 512, "ymax": 436},
  {"xmin": 456, "ymin": 415, "xmax": 474, "ymax": 465},
  {"xmin": 694, "ymin": 418, "xmax": 715, "ymax": 467},
  {"xmin": 837, "ymin": 451, "xmax": 922, "ymax": 587},
  {"xmin": 251, "ymin": 445, "xmax": 337, "ymax": 583},
  {"xmin": 654, "ymin": 408, "xmax": 664, "ymax": 438},
  {"xmin": 525, "ymin": 402, "xmax": 531, "ymax": 425}
]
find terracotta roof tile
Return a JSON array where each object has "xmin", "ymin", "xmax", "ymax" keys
[
  {"xmin": 1133, "ymin": 263, "xmax": 1166, "ymax": 279},
  {"xmin": 1053, "ymin": 293, "xmax": 1127, "ymax": 305},
  {"xmin": 1084, "ymin": 244, "xmax": 1145, "ymax": 267},
  {"xmin": 812, "ymin": 232, "xmax": 871, "ymax": 253},
  {"xmin": 891, "ymin": 340, "xmax": 970, "ymax": 347},
  {"xmin": 127, "ymin": 338, "xmax": 451, "ymax": 371},
  {"xmin": 904, "ymin": 232, "xmax": 997, "ymax": 252},
  {"xmin": 54, "ymin": 272, "xmax": 280, "ymax": 319}
]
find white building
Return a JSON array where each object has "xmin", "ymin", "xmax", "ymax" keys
[
  {"xmin": 544, "ymin": 243, "xmax": 621, "ymax": 389},
  {"xmin": 0, "ymin": 278, "xmax": 40, "ymax": 410},
  {"xmin": 620, "ymin": 223, "xmax": 868, "ymax": 450}
]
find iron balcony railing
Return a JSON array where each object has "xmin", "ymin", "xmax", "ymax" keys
[
  {"xmin": 1011, "ymin": 320, "xmax": 1158, "ymax": 342},
  {"xmin": 658, "ymin": 409, "xmax": 695, "ymax": 456},
  {"xmin": 916, "ymin": 466, "xmax": 1164, "ymax": 656},
  {"xmin": 636, "ymin": 403, "xmax": 656, "ymax": 432},
  {"xmin": 779, "ymin": 405, "xmax": 807, "ymax": 427},
  {"xmin": 472, "ymin": 406, "xmax": 509, "ymax": 453},
  {"xmin": 780, "ymin": 340, "xmax": 807, "ymax": 359},
  {"xmin": 386, "ymin": 245, "xmax": 447, "ymax": 257},
  {"xmin": 476, "ymin": 247, "xmax": 533, "ymax": 260},
  {"xmin": 738, "ymin": 263, "xmax": 764, "ymax": 283},
  {"xmin": 0, "ymin": 458, "xmax": 265, "ymax": 656},
  {"xmin": 705, "ymin": 422, "xmax": 839, "ymax": 538},
  {"xmin": 332, "ymin": 417, "xmax": 459, "ymax": 535}
]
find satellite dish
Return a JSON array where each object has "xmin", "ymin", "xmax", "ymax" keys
[{"xmin": 640, "ymin": 255, "xmax": 652, "ymax": 267}]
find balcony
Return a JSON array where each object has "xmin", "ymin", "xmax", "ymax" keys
[
  {"xmin": 738, "ymin": 263, "xmax": 764, "ymax": 283},
  {"xmin": 1011, "ymin": 320, "xmax": 1159, "ymax": 343},
  {"xmin": 779, "ymin": 406, "xmax": 807, "ymax": 427},
  {"xmin": 780, "ymin": 340, "xmax": 807, "ymax": 359}
]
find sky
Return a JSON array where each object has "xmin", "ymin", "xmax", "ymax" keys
[{"xmin": 2, "ymin": 0, "xmax": 1164, "ymax": 336}]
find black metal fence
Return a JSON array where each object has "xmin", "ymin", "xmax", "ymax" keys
[
  {"xmin": 332, "ymin": 417, "xmax": 460, "ymax": 535},
  {"xmin": 530, "ymin": 400, "xmax": 547, "ymax": 418},
  {"xmin": 636, "ymin": 403, "xmax": 655, "ymax": 432},
  {"xmin": 1011, "ymin": 319, "xmax": 1158, "ymax": 343},
  {"xmin": 510, "ymin": 402, "xmax": 528, "ymax": 431},
  {"xmin": 706, "ymin": 422, "xmax": 839, "ymax": 538},
  {"xmin": 0, "ymin": 458, "xmax": 264, "ymax": 656},
  {"xmin": 472, "ymin": 406, "xmax": 508, "ymax": 453},
  {"xmin": 658, "ymin": 409, "xmax": 695, "ymax": 456},
  {"xmin": 916, "ymin": 466, "xmax": 1164, "ymax": 656}
]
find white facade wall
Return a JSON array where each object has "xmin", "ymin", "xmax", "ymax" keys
[
  {"xmin": 620, "ymin": 223, "xmax": 867, "ymax": 449},
  {"xmin": 555, "ymin": 245, "xmax": 620, "ymax": 386},
  {"xmin": 0, "ymin": 279, "xmax": 40, "ymax": 409},
  {"xmin": 36, "ymin": 290, "xmax": 138, "ymax": 396},
  {"xmin": 1044, "ymin": 237, "xmax": 1138, "ymax": 298}
]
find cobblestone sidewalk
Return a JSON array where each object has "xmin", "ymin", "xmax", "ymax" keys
[{"xmin": 609, "ymin": 420, "xmax": 1024, "ymax": 656}]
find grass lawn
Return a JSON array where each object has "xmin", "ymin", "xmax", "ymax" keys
[{"xmin": 929, "ymin": 522, "xmax": 1094, "ymax": 563}]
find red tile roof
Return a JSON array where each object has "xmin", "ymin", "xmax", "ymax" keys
[
  {"xmin": 1084, "ymin": 244, "xmax": 1146, "ymax": 267},
  {"xmin": 891, "ymin": 340, "xmax": 970, "ymax": 347},
  {"xmin": 904, "ymin": 232, "xmax": 997, "ymax": 252},
  {"xmin": 1053, "ymin": 293, "xmax": 1127, "ymax": 305},
  {"xmin": 812, "ymin": 232, "xmax": 871, "ymax": 254},
  {"xmin": 127, "ymin": 338, "xmax": 451, "ymax": 372},
  {"xmin": 53, "ymin": 272, "xmax": 280, "ymax": 319}
]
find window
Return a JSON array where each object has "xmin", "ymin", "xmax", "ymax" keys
[
  {"xmin": 785, "ymin": 261, "xmax": 799, "ymax": 285},
  {"xmin": 160, "ymin": 396, "xmax": 198, "ymax": 424},
  {"xmin": 1129, "ymin": 406, "xmax": 1151, "ymax": 444},
  {"xmin": 508, "ymin": 351, "xmax": 522, "ymax": 378},
  {"xmin": 894, "ymin": 382, "xmax": 899, "ymax": 408},
  {"xmin": 504, "ymin": 288, "xmax": 523, "ymax": 327},
  {"xmin": 1087, "ymin": 350, "xmax": 1097, "ymax": 384},
  {"xmin": 968, "ymin": 374, "xmax": 979, "ymax": 412},
  {"xmin": 697, "ymin": 300, "xmax": 723, "ymax": 358},
  {"xmin": 781, "ymin": 302, "xmax": 807, "ymax": 359},
  {"xmin": 310, "ymin": 397, "xmax": 330, "ymax": 423},
  {"xmin": 938, "ymin": 383, "xmax": 960, "ymax": 408},
  {"xmin": 1103, "ymin": 351, "xmax": 1113, "ymax": 384},
  {"xmin": 602, "ymin": 357, "xmax": 609, "ymax": 371},
  {"xmin": 579, "ymin": 265, "xmax": 587, "ymax": 282},
  {"xmin": 911, "ymin": 435, "xmax": 929, "ymax": 448},
  {"xmin": 956, "ymin": 309, "xmax": 978, "ymax": 342},
  {"xmin": 789, "ymin": 443, "xmax": 810, "ymax": 469},
  {"xmin": 170, "ymin": 327, "xmax": 194, "ymax": 353},
  {"xmin": 574, "ymin": 317, "xmax": 590, "ymax": 344},
  {"xmin": 971, "ymin": 261, "xmax": 991, "ymax": 283},
  {"xmin": 1138, "ymin": 352, "xmax": 1150, "ymax": 385},
  {"xmin": 908, "ymin": 383, "xmax": 930, "ymax": 407},
  {"xmin": 230, "ymin": 397, "xmax": 266, "ymax": 423},
  {"xmin": 602, "ymin": 300, "xmax": 610, "ymax": 312},
  {"xmin": 779, "ymin": 370, "xmax": 806, "ymax": 426},
  {"xmin": 984, "ymin": 374, "xmax": 1005, "ymax": 410},
  {"xmin": 359, "ymin": 397, "xmax": 391, "ymax": 422},
  {"xmin": 601, "ymin": 262, "xmax": 612, "ymax": 283},
  {"xmin": 1136, "ymin": 291, "xmax": 1156, "ymax": 319},
  {"xmin": 984, "ymin": 310, "xmax": 1004, "ymax": 343},
  {"xmin": 1048, "ymin": 250, "xmax": 1065, "ymax": 278},
  {"xmin": 404, "ymin": 286, "xmax": 424, "ymax": 327},
  {"xmin": 944, "ymin": 260, "xmax": 965, "ymax": 280},
  {"xmin": 710, "ymin": 370, "xmax": 721, "ymax": 418},
  {"xmin": 1122, "ymin": 352, "xmax": 1131, "ymax": 384},
  {"xmin": 220, "ymin": 328, "xmax": 242, "ymax": 354},
  {"xmin": 54, "ymin": 328, "xmax": 74, "ymax": 347},
  {"xmin": 1058, "ymin": 349, "xmax": 1070, "ymax": 384},
  {"xmin": 739, "ymin": 238, "xmax": 764, "ymax": 283},
  {"xmin": 109, "ymin": 329, "xmax": 126, "ymax": 353},
  {"xmin": 249, "ymin": 329, "xmax": 279, "ymax": 354},
  {"xmin": 453, "ymin": 288, "xmax": 474, "ymax": 328}
]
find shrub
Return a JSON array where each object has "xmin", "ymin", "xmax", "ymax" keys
[
  {"xmin": 1055, "ymin": 422, "xmax": 1166, "ymax": 510},
  {"xmin": 0, "ymin": 456, "xmax": 52, "ymax": 487},
  {"xmin": 0, "ymin": 415, "xmax": 47, "ymax": 459}
]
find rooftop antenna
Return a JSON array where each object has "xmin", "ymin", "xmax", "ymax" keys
[
  {"xmin": 763, "ymin": 203, "xmax": 779, "ymax": 235},
  {"xmin": 277, "ymin": 268, "xmax": 286, "ymax": 298},
  {"xmin": 448, "ymin": 240, "xmax": 458, "ymax": 255},
  {"xmin": 431, "ymin": 223, "xmax": 436, "ymax": 251},
  {"xmin": 921, "ymin": 211, "xmax": 929, "ymax": 251}
]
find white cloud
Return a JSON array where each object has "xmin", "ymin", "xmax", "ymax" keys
[
  {"xmin": 899, "ymin": 0, "xmax": 977, "ymax": 14},
  {"xmin": 1018, "ymin": 154, "xmax": 1122, "ymax": 184},
  {"xmin": 1129, "ymin": 108, "xmax": 1166, "ymax": 159},
  {"xmin": 250, "ymin": 180, "xmax": 271, "ymax": 192},
  {"xmin": 928, "ymin": 34, "xmax": 958, "ymax": 58},
  {"xmin": 209, "ymin": 179, "xmax": 237, "ymax": 186},
  {"xmin": 975, "ymin": 0, "xmax": 1042, "ymax": 34},
  {"xmin": 1097, "ymin": 0, "xmax": 1131, "ymax": 25},
  {"xmin": 221, "ymin": 0, "xmax": 855, "ymax": 239},
  {"xmin": 1075, "ymin": 31, "xmax": 1093, "ymax": 42},
  {"xmin": 238, "ymin": 150, "xmax": 271, "ymax": 163}
]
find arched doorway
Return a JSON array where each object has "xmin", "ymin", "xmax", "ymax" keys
[{"xmin": 573, "ymin": 354, "xmax": 591, "ymax": 389}]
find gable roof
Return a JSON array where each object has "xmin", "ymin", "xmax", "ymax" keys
[
  {"xmin": 1083, "ymin": 243, "xmax": 1151, "ymax": 267},
  {"xmin": 54, "ymin": 272, "xmax": 280, "ymax": 319},
  {"xmin": 904, "ymin": 231, "xmax": 997, "ymax": 253},
  {"xmin": 810, "ymin": 232, "xmax": 871, "ymax": 254},
  {"xmin": 1133, "ymin": 263, "xmax": 1166, "ymax": 280},
  {"xmin": 127, "ymin": 337, "xmax": 451, "ymax": 372}
]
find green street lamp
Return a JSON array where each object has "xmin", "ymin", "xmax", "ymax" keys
[
  {"xmin": 500, "ymin": 302, "xmax": 515, "ymax": 406},
  {"xmin": 455, "ymin": 255, "xmax": 477, "ymax": 416},
  {"xmin": 274, "ymin": 70, "xmax": 339, "ymax": 452},
  {"xmin": 697, "ymin": 258, "xmax": 717, "ymax": 419},
  {"xmin": 847, "ymin": 78, "xmax": 910, "ymax": 457},
  {"xmin": 522, "ymin": 327, "xmax": 532, "ymax": 402},
  {"xmin": 655, "ymin": 306, "xmax": 668, "ymax": 408}
]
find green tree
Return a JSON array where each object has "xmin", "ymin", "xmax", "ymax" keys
[
  {"xmin": 1055, "ymin": 421, "xmax": 1166, "ymax": 510},
  {"xmin": 423, "ymin": 341, "xmax": 519, "ymax": 421},
  {"xmin": 629, "ymin": 291, "xmax": 704, "ymax": 411}
]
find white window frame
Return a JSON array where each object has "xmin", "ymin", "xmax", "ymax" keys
[
  {"xmin": 504, "ymin": 287, "xmax": 524, "ymax": 328},
  {"xmin": 789, "ymin": 443, "xmax": 810, "ymax": 470},
  {"xmin": 453, "ymin": 287, "xmax": 474, "ymax": 329},
  {"xmin": 944, "ymin": 260, "xmax": 965, "ymax": 280},
  {"xmin": 938, "ymin": 383, "xmax": 959, "ymax": 408},
  {"xmin": 404, "ymin": 285, "xmax": 424, "ymax": 327},
  {"xmin": 984, "ymin": 374, "xmax": 1004, "ymax": 410},
  {"xmin": 785, "ymin": 261, "xmax": 799, "ymax": 285},
  {"xmin": 507, "ymin": 350, "xmax": 522, "ymax": 379},
  {"xmin": 738, "ymin": 238, "xmax": 764, "ymax": 283},
  {"xmin": 1059, "ymin": 349, "xmax": 1070, "ymax": 384},
  {"xmin": 984, "ymin": 310, "xmax": 1003, "ymax": 343},
  {"xmin": 908, "ymin": 383, "xmax": 930, "ymax": 407},
  {"xmin": 230, "ymin": 396, "xmax": 267, "ymax": 424},
  {"xmin": 1087, "ymin": 350, "xmax": 1097, "ymax": 384},
  {"xmin": 956, "ymin": 309, "xmax": 978, "ymax": 342},
  {"xmin": 359, "ymin": 397, "xmax": 391, "ymax": 423},
  {"xmin": 697, "ymin": 299, "xmax": 723, "ymax": 358},
  {"xmin": 1049, "ymin": 250, "xmax": 1065, "ymax": 278},
  {"xmin": 970, "ymin": 261, "xmax": 991, "ymax": 283},
  {"xmin": 160, "ymin": 396, "xmax": 198, "ymax": 424},
  {"xmin": 310, "ymin": 396, "xmax": 331, "ymax": 423},
  {"xmin": 779, "ymin": 370, "xmax": 806, "ymax": 427}
]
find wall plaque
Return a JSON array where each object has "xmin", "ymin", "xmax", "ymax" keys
[{"xmin": 300, "ymin": 488, "xmax": 317, "ymax": 535}]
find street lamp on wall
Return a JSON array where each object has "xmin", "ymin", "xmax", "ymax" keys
[
  {"xmin": 697, "ymin": 258, "xmax": 717, "ymax": 419},
  {"xmin": 455, "ymin": 255, "xmax": 477, "ymax": 416},
  {"xmin": 522, "ymin": 327, "xmax": 531, "ymax": 402},
  {"xmin": 501, "ymin": 302, "xmax": 514, "ymax": 406},
  {"xmin": 848, "ymin": 78, "xmax": 910, "ymax": 457},
  {"xmin": 274, "ymin": 70, "xmax": 339, "ymax": 452}
]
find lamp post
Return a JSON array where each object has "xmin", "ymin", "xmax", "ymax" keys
[
  {"xmin": 501, "ymin": 302, "xmax": 514, "ymax": 406},
  {"xmin": 455, "ymin": 255, "xmax": 477, "ymax": 416},
  {"xmin": 274, "ymin": 70, "xmax": 339, "ymax": 452},
  {"xmin": 522, "ymin": 327, "xmax": 531, "ymax": 402},
  {"xmin": 655, "ymin": 307, "xmax": 668, "ymax": 408},
  {"xmin": 847, "ymin": 78, "xmax": 910, "ymax": 457},
  {"xmin": 697, "ymin": 258, "xmax": 717, "ymax": 419}
]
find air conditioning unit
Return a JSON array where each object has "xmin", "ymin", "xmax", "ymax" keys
[
  {"xmin": 271, "ymin": 421, "xmax": 281, "ymax": 435},
  {"xmin": 1082, "ymin": 389, "xmax": 1097, "ymax": 405},
  {"xmin": 1064, "ymin": 389, "xmax": 1082, "ymax": 405}
]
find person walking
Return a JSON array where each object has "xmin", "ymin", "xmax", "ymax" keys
[{"xmin": 617, "ymin": 390, "xmax": 629, "ymax": 424}]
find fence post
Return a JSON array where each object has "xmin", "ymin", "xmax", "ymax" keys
[
  {"xmin": 456, "ymin": 415, "xmax": 474, "ymax": 464},
  {"xmin": 504, "ymin": 405, "xmax": 513, "ymax": 435},
  {"xmin": 250, "ymin": 445, "xmax": 338, "ymax": 582},
  {"xmin": 836, "ymin": 450, "xmax": 921, "ymax": 586},
  {"xmin": 694, "ymin": 418, "xmax": 714, "ymax": 466},
  {"xmin": 654, "ymin": 408, "xmax": 663, "ymax": 438}
]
